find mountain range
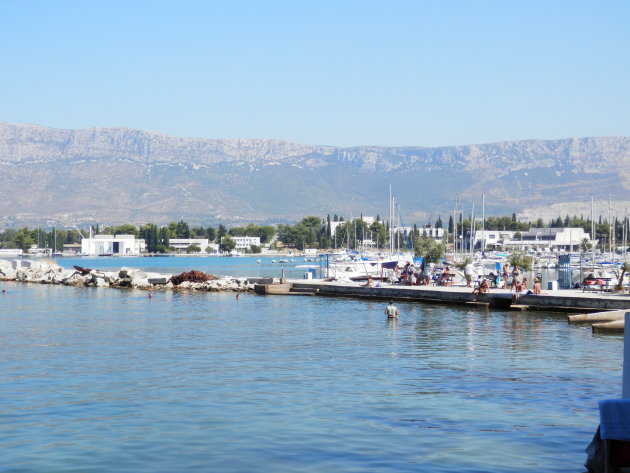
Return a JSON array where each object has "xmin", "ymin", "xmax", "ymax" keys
[{"xmin": 1, "ymin": 122, "xmax": 629, "ymax": 228}]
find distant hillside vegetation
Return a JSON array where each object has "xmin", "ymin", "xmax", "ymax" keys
[{"xmin": 1, "ymin": 122, "xmax": 629, "ymax": 227}]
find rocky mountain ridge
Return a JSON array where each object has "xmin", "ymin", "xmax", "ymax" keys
[{"xmin": 1, "ymin": 122, "xmax": 629, "ymax": 227}]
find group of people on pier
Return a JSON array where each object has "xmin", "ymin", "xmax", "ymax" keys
[{"xmin": 372, "ymin": 260, "xmax": 543, "ymax": 299}]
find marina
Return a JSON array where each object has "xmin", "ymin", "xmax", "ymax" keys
[{"xmin": 2, "ymin": 255, "xmax": 630, "ymax": 323}]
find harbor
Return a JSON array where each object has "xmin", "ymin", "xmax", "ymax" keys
[{"xmin": 3, "ymin": 256, "xmax": 630, "ymax": 334}]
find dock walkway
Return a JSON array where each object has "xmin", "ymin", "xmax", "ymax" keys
[{"xmin": 286, "ymin": 279, "xmax": 630, "ymax": 312}]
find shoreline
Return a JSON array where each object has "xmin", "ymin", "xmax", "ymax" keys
[
  {"xmin": 0, "ymin": 259, "xmax": 258, "ymax": 293},
  {"xmin": 2, "ymin": 258, "xmax": 629, "ymax": 328}
]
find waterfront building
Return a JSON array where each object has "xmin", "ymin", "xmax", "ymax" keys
[
  {"xmin": 231, "ymin": 236, "xmax": 261, "ymax": 250},
  {"xmin": 80, "ymin": 234, "xmax": 146, "ymax": 256},
  {"xmin": 0, "ymin": 248, "xmax": 23, "ymax": 257},
  {"xmin": 169, "ymin": 238, "xmax": 215, "ymax": 253},
  {"xmin": 472, "ymin": 230, "xmax": 516, "ymax": 250},
  {"xmin": 506, "ymin": 227, "xmax": 591, "ymax": 251},
  {"xmin": 419, "ymin": 226, "xmax": 445, "ymax": 242}
]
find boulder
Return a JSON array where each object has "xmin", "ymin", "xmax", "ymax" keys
[
  {"xmin": 64, "ymin": 275, "xmax": 86, "ymax": 286},
  {"xmin": 53, "ymin": 269, "xmax": 78, "ymax": 284},
  {"xmin": 131, "ymin": 278, "xmax": 151, "ymax": 289}
]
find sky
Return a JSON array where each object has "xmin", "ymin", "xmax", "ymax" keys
[{"xmin": 1, "ymin": 0, "xmax": 629, "ymax": 147}]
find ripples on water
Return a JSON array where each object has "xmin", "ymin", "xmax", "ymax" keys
[{"xmin": 0, "ymin": 281, "xmax": 623, "ymax": 472}]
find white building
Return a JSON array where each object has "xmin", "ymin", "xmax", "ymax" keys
[
  {"xmin": 472, "ymin": 230, "xmax": 516, "ymax": 250},
  {"xmin": 419, "ymin": 226, "xmax": 445, "ymax": 242},
  {"xmin": 328, "ymin": 216, "xmax": 377, "ymax": 235},
  {"xmin": 169, "ymin": 238, "xmax": 212, "ymax": 252},
  {"xmin": 507, "ymin": 227, "xmax": 591, "ymax": 251},
  {"xmin": 0, "ymin": 248, "xmax": 23, "ymax": 257},
  {"xmin": 81, "ymin": 235, "xmax": 145, "ymax": 255},
  {"xmin": 230, "ymin": 236, "xmax": 261, "ymax": 249}
]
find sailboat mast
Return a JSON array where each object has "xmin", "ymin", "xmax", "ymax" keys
[
  {"xmin": 609, "ymin": 193, "xmax": 612, "ymax": 256},
  {"xmin": 389, "ymin": 185, "xmax": 393, "ymax": 256},
  {"xmin": 470, "ymin": 202, "xmax": 475, "ymax": 256},
  {"xmin": 453, "ymin": 195, "xmax": 458, "ymax": 259},
  {"xmin": 460, "ymin": 200, "xmax": 464, "ymax": 261},
  {"xmin": 482, "ymin": 194, "xmax": 485, "ymax": 254},
  {"xmin": 591, "ymin": 196, "xmax": 595, "ymax": 264}
]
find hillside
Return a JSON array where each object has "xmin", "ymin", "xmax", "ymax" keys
[{"xmin": 1, "ymin": 122, "xmax": 629, "ymax": 227}]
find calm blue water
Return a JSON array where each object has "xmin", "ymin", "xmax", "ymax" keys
[
  {"xmin": 55, "ymin": 255, "xmax": 316, "ymax": 279},
  {"xmin": 0, "ymin": 258, "xmax": 623, "ymax": 472}
]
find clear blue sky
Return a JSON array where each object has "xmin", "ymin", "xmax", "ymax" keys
[{"xmin": 1, "ymin": 0, "xmax": 628, "ymax": 147}]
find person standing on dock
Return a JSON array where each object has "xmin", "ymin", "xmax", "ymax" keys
[
  {"xmin": 502, "ymin": 263, "xmax": 509, "ymax": 289},
  {"xmin": 464, "ymin": 261, "xmax": 475, "ymax": 287},
  {"xmin": 385, "ymin": 301, "xmax": 399, "ymax": 318}
]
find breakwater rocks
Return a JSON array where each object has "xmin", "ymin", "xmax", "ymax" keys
[{"xmin": 0, "ymin": 259, "xmax": 255, "ymax": 292}]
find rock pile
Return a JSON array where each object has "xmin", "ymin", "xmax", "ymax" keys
[{"xmin": 0, "ymin": 259, "xmax": 255, "ymax": 292}]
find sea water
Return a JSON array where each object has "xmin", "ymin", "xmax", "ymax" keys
[
  {"xmin": 0, "ymin": 258, "xmax": 623, "ymax": 472},
  {"xmin": 55, "ymin": 255, "xmax": 318, "ymax": 279}
]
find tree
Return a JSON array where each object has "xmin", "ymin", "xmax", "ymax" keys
[
  {"xmin": 250, "ymin": 245, "xmax": 262, "ymax": 254},
  {"xmin": 175, "ymin": 220, "xmax": 190, "ymax": 238},
  {"xmin": 508, "ymin": 250, "xmax": 533, "ymax": 272},
  {"xmin": 413, "ymin": 235, "xmax": 445, "ymax": 263},
  {"xmin": 186, "ymin": 244, "xmax": 201, "ymax": 253},
  {"xmin": 206, "ymin": 226, "xmax": 217, "ymax": 242},
  {"xmin": 277, "ymin": 217, "xmax": 323, "ymax": 250},
  {"xmin": 13, "ymin": 228, "xmax": 34, "ymax": 252},
  {"xmin": 190, "ymin": 226, "xmax": 206, "ymax": 238},
  {"xmin": 220, "ymin": 235, "xmax": 236, "ymax": 253},
  {"xmin": 140, "ymin": 223, "xmax": 159, "ymax": 253},
  {"xmin": 113, "ymin": 224, "xmax": 139, "ymax": 237},
  {"xmin": 370, "ymin": 221, "xmax": 388, "ymax": 248},
  {"xmin": 229, "ymin": 226, "xmax": 245, "ymax": 237},
  {"xmin": 217, "ymin": 224, "xmax": 227, "ymax": 240},
  {"xmin": 159, "ymin": 227, "xmax": 170, "ymax": 248}
]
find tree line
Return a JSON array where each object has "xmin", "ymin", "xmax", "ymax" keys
[{"xmin": 1, "ymin": 213, "xmax": 628, "ymax": 254}]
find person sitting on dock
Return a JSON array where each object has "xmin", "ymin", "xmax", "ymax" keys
[
  {"xmin": 422, "ymin": 268, "xmax": 432, "ymax": 285},
  {"xmin": 521, "ymin": 278, "xmax": 528, "ymax": 291},
  {"xmin": 533, "ymin": 278, "xmax": 541, "ymax": 295},
  {"xmin": 363, "ymin": 276, "xmax": 374, "ymax": 287},
  {"xmin": 512, "ymin": 280, "xmax": 523, "ymax": 303},
  {"xmin": 384, "ymin": 301, "xmax": 399, "ymax": 318},
  {"xmin": 487, "ymin": 272, "xmax": 498, "ymax": 288},
  {"xmin": 439, "ymin": 266, "xmax": 452, "ymax": 286},
  {"xmin": 472, "ymin": 278, "xmax": 489, "ymax": 301}
]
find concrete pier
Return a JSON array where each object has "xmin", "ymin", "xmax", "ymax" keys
[
  {"xmin": 568, "ymin": 310, "xmax": 627, "ymax": 324},
  {"xmin": 288, "ymin": 279, "xmax": 630, "ymax": 313},
  {"xmin": 593, "ymin": 320, "xmax": 626, "ymax": 334}
]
